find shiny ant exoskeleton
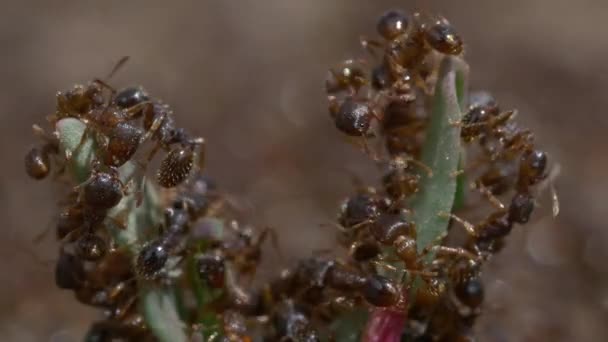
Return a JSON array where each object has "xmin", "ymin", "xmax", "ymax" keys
[{"xmin": 24, "ymin": 125, "xmax": 61, "ymax": 180}]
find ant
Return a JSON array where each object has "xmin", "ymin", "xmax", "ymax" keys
[
  {"xmin": 381, "ymin": 153, "xmax": 433, "ymax": 204},
  {"xmin": 134, "ymin": 101, "xmax": 207, "ymax": 188},
  {"xmin": 283, "ymin": 257, "xmax": 401, "ymax": 308},
  {"xmin": 24, "ymin": 125, "xmax": 60, "ymax": 180},
  {"xmin": 136, "ymin": 204, "xmax": 191, "ymax": 279}
]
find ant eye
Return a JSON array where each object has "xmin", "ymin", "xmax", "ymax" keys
[{"xmin": 137, "ymin": 242, "xmax": 169, "ymax": 278}]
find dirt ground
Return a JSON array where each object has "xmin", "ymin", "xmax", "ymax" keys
[{"xmin": 1, "ymin": 0, "xmax": 607, "ymax": 341}]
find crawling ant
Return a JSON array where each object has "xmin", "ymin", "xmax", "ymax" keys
[
  {"xmin": 136, "ymin": 204, "xmax": 191, "ymax": 279},
  {"xmin": 382, "ymin": 153, "xmax": 432, "ymax": 204},
  {"xmin": 282, "ymin": 257, "xmax": 401, "ymax": 308},
  {"xmin": 220, "ymin": 221, "xmax": 280, "ymax": 279}
]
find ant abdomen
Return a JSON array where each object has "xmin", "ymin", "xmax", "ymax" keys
[
  {"xmin": 24, "ymin": 146, "xmax": 52, "ymax": 180},
  {"xmin": 326, "ymin": 264, "xmax": 367, "ymax": 292},
  {"xmin": 157, "ymin": 146, "xmax": 195, "ymax": 188},
  {"xmin": 350, "ymin": 240, "xmax": 382, "ymax": 262},
  {"xmin": 377, "ymin": 10, "xmax": 409, "ymax": 41},
  {"xmin": 136, "ymin": 242, "xmax": 169, "ymax": 278},
  {"xmin": 76, "ymin": 233, "xmax": 107, "ymax": 261},
  {"xmin": 423, "ymin": 19, "xmax": 463, "ymax": 55},
  {"xmin": 370, "ymin": 213, "xmax": 413, "ymax": 245},
  {"xmin": 104, "ymin": 122, "xmax": 143, "ymax": 167},
  {"xmin": 83, "ymin": 172, "xmax": 123, "ymax": 210},
  {"xmin": 454, "ymin": 277, "xmax": 484, "ymax": 310},
  {"xmin": 331, "ymin": 97, "xmax": 374, "ymax": 137},
  {"xmin": 361, "ymin": 274, "xmax": 400, "ymax": 307}
]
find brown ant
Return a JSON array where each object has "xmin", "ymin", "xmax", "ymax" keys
[
  {"xmin": 24, "ymin": 125, "xmax": 61, "ymax": 180},
  {"xmin": 382, "ymin": 153, "xmax": 433, "ymax": 204}
]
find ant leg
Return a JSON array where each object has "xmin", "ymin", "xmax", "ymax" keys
[
  {"xmin": 471, "ymin": 181, "xmax": 505, "ymax": 211},
  {"xmin": 72, "ymin": 159, "xmax": 102, "ymax": 192},
  {"xmin": 358, "ymin": 136, "xmax": 380, "ymax": 162},
  {"xmin": 407, "ymin": 157, "xmax": 434, "ymax": 177},
  {"xmin": 139, "ymin": 110, "xmax": 168, "ymax": 144},
  {"xmin": 106, "ymin": 56, "xmax": 130, "ymax": 80},
  {"xmin": 256, "ymin": 227, "xmax": 283, "ymax": 260},
  {"xmin": 360, "ymin": 36, "xmax": 383, "ymax": 58},
  {"xmin": 371, "ymin": 261, "xmax": 436, "ymax": 279},
  {"xmin": 438, "ymin": 211, "xmax": 477, "ymax": 237},
  {"xmin": 429, "ymin": 246, "xmax": 478, "ymax": 261},
  {"xmin": 190, "ymin": 137, "xmax": 206, "ymax": 171},
  {"xmin": 123, "ymin": 101, "xmax": 153, "ymax": 121}
]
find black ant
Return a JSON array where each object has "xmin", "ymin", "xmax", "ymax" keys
[{"xmin": 136, "ymin": 204, "xmax": 191, "ymax": 279}]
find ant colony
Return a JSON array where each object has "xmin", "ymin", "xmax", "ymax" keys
[{"xmin": 25, "ymin": 8, "xmax": 556, "ymax": 342}]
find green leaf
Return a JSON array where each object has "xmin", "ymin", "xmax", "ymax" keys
[
  {"xmin": 141, "ymin": 286, "xmax": 188, "ymax": 342},
  {"xmin": 331, "ymin": 309, "xmax": 369, "ymax": 342},
  {"xmin": 56, "ymin": 118, "xmax": 97, "ymax": 183},
  {"xmin": 410, "ymin": 56, "xmax": 469, "ymax": 252},
  {"xmin": 55, "ymin": 118, "xmax": 187, "ymax": 342}
]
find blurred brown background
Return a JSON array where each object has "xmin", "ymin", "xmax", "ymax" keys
[{"xmin": 1, "ymin": 0, "xmax": 607, "ymax": 341}]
